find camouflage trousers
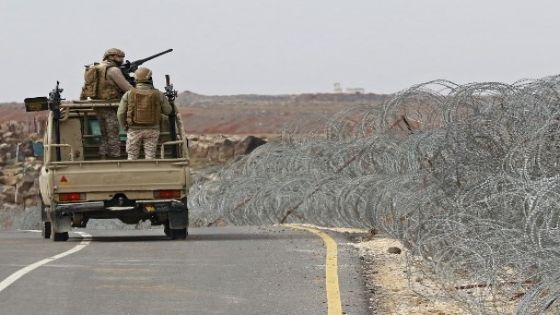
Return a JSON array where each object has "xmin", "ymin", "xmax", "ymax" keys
[
  {"xmin": 126, "ymin": 129, "xmax": 160, "ymax": 160},
  {"xmin": 94, "ymin": 108, "xmax": 121, "ymax": 158}
]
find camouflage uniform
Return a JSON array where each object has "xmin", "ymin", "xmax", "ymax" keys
[
  {"xmin": 83, "ymin": 48, "xmax": 132, "ymax": 158},
  {"xmin": 117, "ymin": 78, "xmax": 172, "ymax": 160},
  {"xmin": 125, "ymin": 129, "xmax": 161, "ymax": 159},
  {"xmin": 95, "ymin": 107, "xmax": 121, "ymax": 158}
]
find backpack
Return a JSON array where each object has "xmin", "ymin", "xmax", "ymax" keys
[
  {"xmin": 80, "ymin": 63, "xmax": 122, "ymax": 100},
  {"xmin": 127, "ymin": 88, "xmax": 162, "ymax": 126},
  {"xmin": 80, "ymin": 63, "xmax": 100, "ymax": 100}
]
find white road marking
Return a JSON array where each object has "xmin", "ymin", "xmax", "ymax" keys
[
  {"xmin": 0, "ymin": 231, "xmax": 92, "ymax": 293},
  {"xmin": 16, "ymin": 230, "xmax": 41, "ymax": 233}
]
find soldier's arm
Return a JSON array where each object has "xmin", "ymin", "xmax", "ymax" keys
[
  {"xmin": 117, "ymin": 92, "xmax": 129, "ymax": 129},
  {"xmin": 161, "ymin": 93, "xmax": 173, "ymax": 115},
  {"xmin": 107, "ymin": 67, "xmax": 133, "ymax": 92}
]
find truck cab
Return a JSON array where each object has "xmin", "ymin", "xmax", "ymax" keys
[{"xmin": 28, "ymin": 98, "xmax": 191, "ymax": 241}]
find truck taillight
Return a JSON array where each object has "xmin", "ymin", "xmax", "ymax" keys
[
  {"xmin": 58, "ymin": 193, "xmax": 85, "ymax": 202},
  {"xmin": 154, "ymin": 190, "xmax": 181, "ymax": 199}
]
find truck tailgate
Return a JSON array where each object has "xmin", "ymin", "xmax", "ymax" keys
[{"xmin": 50, "ymin": 160, "xmax": 187, "ymax": 192}]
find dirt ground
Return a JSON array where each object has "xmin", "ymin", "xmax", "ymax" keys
[{"xmin": 354, "ymin": 235, "xmax": 469, "ymax": 315}]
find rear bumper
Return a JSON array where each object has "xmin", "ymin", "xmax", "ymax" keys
[
  {"xmin": 55, "ymin": 199, "xmax": 186, "ymax": 214},
  {"xmin": 56, "ymin": 201, "xmax": 105, "ymax": 213},
  {"xmin": 50, "ymin": 199, "xmax": 188, "ymax": 230}
]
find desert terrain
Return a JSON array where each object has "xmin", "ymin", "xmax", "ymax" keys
[{"xmin": 0, "ymin": 91, "xmax": 387, "ymax": 135}]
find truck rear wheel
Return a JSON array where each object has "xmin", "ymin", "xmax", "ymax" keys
[
  {"xmin": 52, "ymin": 231, "xmax": 69, "ymax": 242},
  {"xmin": 170, "ymin": 228, "xmax": 187, "ymax": 240},
  {"xmin": 42, "ymin": 222, "xmax": 51, "ymax": 239}
]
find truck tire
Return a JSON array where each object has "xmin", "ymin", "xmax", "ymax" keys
[
  {"xmin": 170, "ymin": 228, "xmax": 187, "ymax": 240},
  {"xmin": 42, "ymin": 222, "xmax": 51, "ymax": 239},
  {"xmin": 163, "ymin": 223, "xmax": 171, "ymax": 237},
  {"xmin": 52, "ymin": 231, "xmax": 69, "ymax": 242}
]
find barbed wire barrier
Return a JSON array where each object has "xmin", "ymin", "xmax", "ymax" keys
[{"xmin": 188, "ymin": 76, "xmax": 560, "ymax": 314}]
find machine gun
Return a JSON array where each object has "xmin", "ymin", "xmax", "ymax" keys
[
  {"xmin": 164, "ymin": 74, "xmax": 179, "ymax": 158},
  {"xmin": 48, "ymin": 82, "xmax": 64, "ymax": 161},
  {"xmin": 120, "ymin": 49, "xmax": 173, "ymax": 86},
  {"xmin": 24, "ymin": 82, "xmax": 65, "ymax": 161}
]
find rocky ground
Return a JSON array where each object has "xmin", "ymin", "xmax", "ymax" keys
[
  {"xmin": 188, "ymin": 134, "xmax": 270, "ymax": 166},
  {"xmin": 0, "ymin": 120, "xmax": 43, "ymax": 227}
]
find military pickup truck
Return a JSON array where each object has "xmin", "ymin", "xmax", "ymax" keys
[{"xmin": 25, "ymin": 82, "xmax": 191, "ymax": 241}]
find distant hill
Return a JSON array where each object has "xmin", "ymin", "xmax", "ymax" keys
[
  {"xmin": 175, "ymin": 91, "xmax": 389, "ymax": 134},
  {"xmin": 0, "ymin": 91, "xmax": 390, "ymax": 134},
  {"xmin": 176, "ymin": 91, "xmax": 389, "ymax": 107}
]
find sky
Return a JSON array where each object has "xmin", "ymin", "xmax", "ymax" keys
[{"xmin": 0, "ymin": 0, "xmax": 559, "ymax": 102}]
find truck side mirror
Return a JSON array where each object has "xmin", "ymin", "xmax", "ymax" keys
[{"xmin": 24, "ymin": 97, "xmax": 49, "ymax": 112}]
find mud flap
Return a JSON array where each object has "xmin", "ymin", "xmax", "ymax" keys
[{"xmin": 168, "ymin": 200, "xmax": 188, "ymax": 229}]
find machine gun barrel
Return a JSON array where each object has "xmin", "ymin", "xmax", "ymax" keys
[
  {"xmin": 120, "ymin": 49, "xmax": 173, "ymax": 86},
  {"xmin": 133, "ymin": 48, "xmax": 173, "ymax": 66}
]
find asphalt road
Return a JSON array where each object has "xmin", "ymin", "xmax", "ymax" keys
[{"xmin": 0, "ymin": 226, "xmax": 369, "ymax": 315}]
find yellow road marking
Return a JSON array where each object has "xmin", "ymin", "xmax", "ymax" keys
[{"xmin": 287, "ymin": 224, "xmax": 342, "ymax": 315}]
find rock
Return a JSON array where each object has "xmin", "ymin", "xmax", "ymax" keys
[
  {"xmin": 188, "ymin": 134, "xmax": 266, "ymax": 162},
  {"xmin": 2, "ymin": 186, "xmax": 15, "ymax": 203},
  {"xmin": 0, "ymin": 175, "xmax": 18, "ymax": 186},
  {"xmin": 207, "ymin": 146, "xmax": 219, "ymax": 161},
  {"xmin": 20, "ymin": 175, "xmax": 35, "ymax": 190},
  {"xmin": 387, "ymin": 246, "xmax": 402, "ymax": 254},
  {"xmin": 234, "ymin": 136, "xmax": 267, "ymax": 156},
  {"xmin": 24, "ymin": 197, "xmax": 35, "ymax": 208},
  {"xmin": 189, "ymin": 142, "xmax": 209, "ymax": 159},
  {"xmin": 15, "ymin": 175, "xmax": 36, "ymax": 204},
  {"xmin": 207, "ymin": 218, "xmax": 228, "ymax": 227},
  {"xmin": 218, "ymin": 139, "xmax": 235, "ymax": 161}
]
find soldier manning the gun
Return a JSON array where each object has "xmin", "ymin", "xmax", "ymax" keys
[
  {"xmin": 80, "ymin": 48, "xmax": 132, "ymax": 159},
  {"xmin": 117, "ymin": 67, "xmax": 172, "ymax": 160}
]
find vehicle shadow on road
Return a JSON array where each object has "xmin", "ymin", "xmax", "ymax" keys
[
  {"xmin": 67, "ymin": 232, "xmax": 315, "ymax": 243},
  {"xmin": 69, "ymin": 235, "xmax": 171, "ymax": 243}
]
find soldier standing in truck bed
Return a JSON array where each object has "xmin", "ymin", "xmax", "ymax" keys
[
  {"xmin": 80, "ymin": 48, "xmax": 132, "ymax": 158},
  {"xmin": 117, "ymin": 67, "xmax": 172, "ymax": 160}
]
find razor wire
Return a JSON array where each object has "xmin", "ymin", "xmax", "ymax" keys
[{"xmin": 188, "ymin": 76, "xmax": 560, "ymax": 314}]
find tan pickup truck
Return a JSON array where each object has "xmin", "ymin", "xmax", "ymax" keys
[{"xmin": 26, "ymin": 96, "xmax": 191, "ymax": 241}]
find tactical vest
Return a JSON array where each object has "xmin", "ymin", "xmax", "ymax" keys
[
  {"xmin": 126, "ymin": 88, "xmax": 162, "ymax": 126},
  {"xmin": 80, "ymin": 63, "xmax": 123, "ymax": 100}
]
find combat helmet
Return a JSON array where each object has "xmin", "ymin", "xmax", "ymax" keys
[
  {"xmin": 103, "ymin": 48, "xmax": 125, "ymax": 60},
  {"xmin": 135, "ymin": 67, "xmax": 153, "ymax": 83}
]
